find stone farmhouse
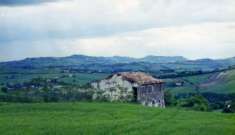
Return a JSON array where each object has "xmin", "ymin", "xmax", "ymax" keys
[{"xmin": 91, "ymin": 72, "xmax": 165, "ymax": 107}]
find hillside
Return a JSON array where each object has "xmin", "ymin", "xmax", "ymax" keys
[
  {"xmin": 199, "ymin": 69, "xmax": 235, "ymax": 93},
  {"xmin": 167, "ymin": 69, "xmax": 235, "ymax": 94},
  {"xmin": 0, "ymin": 102, "xmax": 234, "ymax": 135}
]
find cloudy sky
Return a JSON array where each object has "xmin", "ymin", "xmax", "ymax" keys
[{"xmin": 0, "ymin": 0, "xmax": 235, "ymax": 61}]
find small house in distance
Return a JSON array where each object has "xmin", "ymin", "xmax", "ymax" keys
[{"xmin": 91, "ymin": 72, "xmax": 165, "ymax": 107}]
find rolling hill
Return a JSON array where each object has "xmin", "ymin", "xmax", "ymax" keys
[
  {"xmin": 1, "ymin": 55, "xmax": 235, "ymax": 75},
  {"xmin": 1, "ymin": 54, "xmax": 235, "ymax": 106}
]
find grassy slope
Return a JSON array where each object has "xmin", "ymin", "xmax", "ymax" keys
[
  {"xmin": 167, "ymin": 69, "xmax": 235, "ymax": 95},
  {"xmin": 166, "ymin": 86, "xmax": 195, "ymax": 95},
  {"xmin": 206, "ymin": 69, "xmax": 235, "ymax": 93},
  {"xmin": 165, "ymin": 74, "xmax": 212, "ymax": 95},
  {"xmin": 0, "ymin": 102, "xmax": 234, "ymax": 135}
]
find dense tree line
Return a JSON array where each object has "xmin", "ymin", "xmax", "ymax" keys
[
  {"xmin": 165, "ymin": 91, "xmax": 235, "ymax": 113},
  {"xmin": 1, "ymin": 77, "xmax": 234, "ymax": 113}
]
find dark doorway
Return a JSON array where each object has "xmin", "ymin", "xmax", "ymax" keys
[
  {"xmin": 133, "ymin": 87, "xmax": 137, "ymax": 102},
  {"xmin": 152, "ymin": 100, "xmax": 155, "ymax": 105}
]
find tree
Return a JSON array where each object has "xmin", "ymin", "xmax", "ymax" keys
[
  {"xmin": 1, "ymin": 87, "xmax": 7, "ymax": 93},
  {"xmin": 177, "ymin": 95, "xmax": 209, "ymax": 111},
  {"xmin": 164, "ymin": 90, "xmax": 176, "ymax": 106}
]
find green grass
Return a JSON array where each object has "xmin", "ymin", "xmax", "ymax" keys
[
  {"xmin": 0, "ymin": 102, "xmax": 234, "ymax": 135},
  {"xmin": 166, "ymin": 86, "xmax": 196, "ymax": 95},
  {"xmin": 183, "ymin": 73, "xmax": 212, "ymax": 84}
]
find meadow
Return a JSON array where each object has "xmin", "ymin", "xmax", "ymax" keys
[{"xmin": 0, "ymin": 102, "xmax": 234, "ymax": 135}]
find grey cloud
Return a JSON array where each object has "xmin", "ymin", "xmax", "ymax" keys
[
  {"xmin": 0, "ymin": 0, "xmax": 235, "ymax": 61},
  {"xmin": 0, "ymin": 0, "xmax": 234, "ymax": 43},
  {"xmin": 0, "ymin": 0, "xmax": 61, "ymax": 6}
]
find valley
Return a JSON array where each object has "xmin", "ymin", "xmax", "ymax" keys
[{"xmin": 0, "ymin": 55, "xmax": 235, "ymax": 112}]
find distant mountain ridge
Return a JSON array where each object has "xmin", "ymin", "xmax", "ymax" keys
[
  {"xmin": 2, "ymin": 55, "xmax": 187, "ymax": 65},
  {"xmin": 21, "ymin": 55, "xmax": 189, "ymax": 64},
  {"xmin": 1, "ymin": 54, "xmax": 235, "ymax": 74}
]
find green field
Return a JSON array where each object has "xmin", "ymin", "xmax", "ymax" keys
[
  {"xmin": 0, "ymin": 72, "xmax": 109, "ymax": 87},
  {"xmin": 0, "ymin": 102, "xmax": 234, "ymax": 135}
]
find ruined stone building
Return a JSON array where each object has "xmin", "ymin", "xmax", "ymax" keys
[{"xmin": 91, "ymin": 72, "xmax": 165, "ymax": 107}]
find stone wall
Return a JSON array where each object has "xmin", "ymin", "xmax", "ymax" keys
[
  {"xmin": 137, "ymin": 84, "xmax": 165, "ymax": 107},
  {"xmin": 91, "ymin": 74, "xmax": 137, "ymax": 102}
]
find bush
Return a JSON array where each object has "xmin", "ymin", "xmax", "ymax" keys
[
  {"xmin": 177, "ymin": 95, "xmax": 209, "ymax": 111},
  {"xmin": 164, "ymin": 90, "xmax": 176, "ymax": 106},
  {"xmin": 1, "ymin": 87, "xmax": 8, "ymax": 93}
]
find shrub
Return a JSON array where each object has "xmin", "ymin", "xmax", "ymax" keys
[
  {"xmin": 164, "ymin": 90, "xmax": 176, "ymax": 106},
  {"xmin": 1, "ymin": 87, "xmax": 8, "ymax": 93},
  {"xmin": 177, "ymin": 95, "xmax": 209, "ymax": 111}
]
